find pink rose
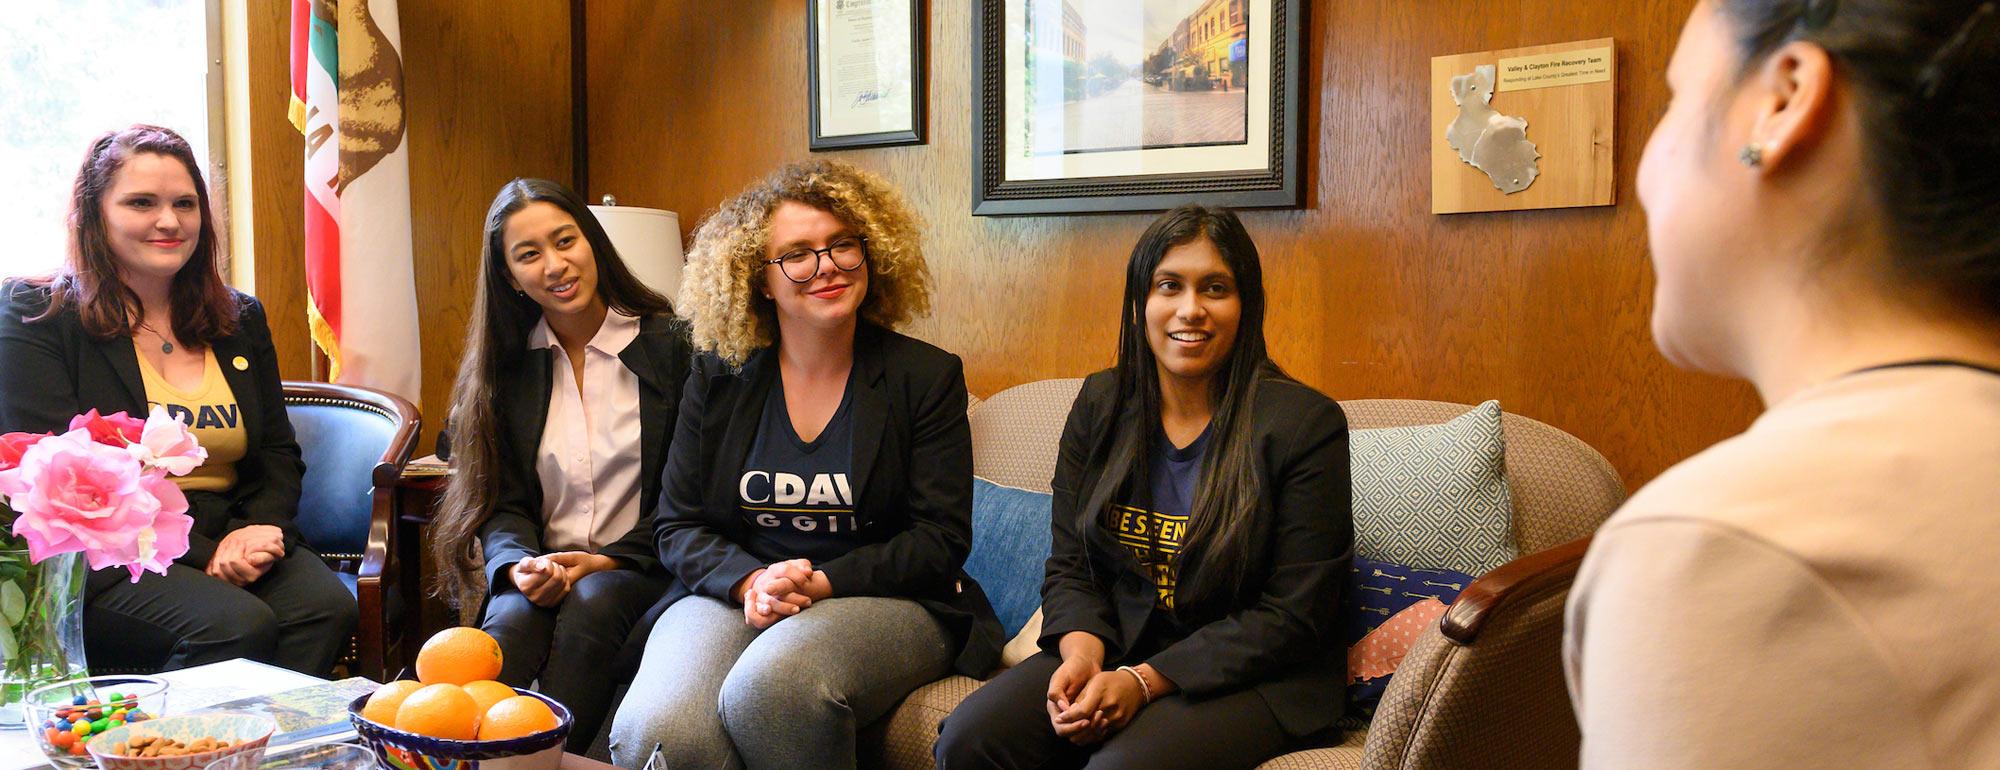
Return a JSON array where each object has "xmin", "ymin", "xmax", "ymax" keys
[
  {"xmin": 0, "ymin": 431, "xmax": 49, "ymax": 472},
  {"xmin": 68, "ymin": 409, "xmax": 146, "ymax": 447},
  {"xmin": 0, "ymin": 429, "xmax": 194, "ymax": 581},
  {"xmin": 129, "ymin": 405, "xmax": 208, "ymax": 476},
  {"xmin": 126, "ymin": 473, "xmax": 193, "ymax": 579}
]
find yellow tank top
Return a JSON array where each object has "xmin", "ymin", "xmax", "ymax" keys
[{"xmin": 134, "ymin": 343, "xmax": 248, "ymax": 492}]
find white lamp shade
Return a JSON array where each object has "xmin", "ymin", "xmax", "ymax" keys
[{"xmin": 589, "ymin": 204, "xmax": 684, "ymax": 301}]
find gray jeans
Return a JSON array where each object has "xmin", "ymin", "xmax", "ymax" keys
[{"xmin": 608, "ymin": 595, "xmax": 954, "ymax": 770}]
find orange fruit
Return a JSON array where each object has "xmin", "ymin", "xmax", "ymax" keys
[
  {"xmin": 360, "ymin": 680, "xmax": 425, "ymax": 727},
  {"xmin": 415, "ymin": 627, "xmax": 503, "ymax": 685},
  {"xmin": 477, "ymin": 695, "xmax": 559, "ymax": 741},
  {"xmin": 394, "ymin": 683, "xmax": 481, "ymax": 740},
  {"xmin": 461, "ymin": 680, "xmax": 515, "ymax": 716}
]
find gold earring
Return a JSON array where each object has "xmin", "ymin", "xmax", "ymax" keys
[{"xmin": 1739, "ymin": 143, "xmax": 1765, "ymax": 168}]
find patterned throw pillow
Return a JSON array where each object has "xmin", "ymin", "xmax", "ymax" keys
[
  {"xmin": 1350, "ymin": 400, "xmax": 1518, "ymax": 577},
  {"xmin": 1342, "ymin": 557, "xmax": 1479, "ymax": 716},
  {"xmin": 965, "ymin": 477, "xmax": 1054, "ymax": 640}
]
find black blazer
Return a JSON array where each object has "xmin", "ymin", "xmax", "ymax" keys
[
  {"xmin": 653, "ymin": 323, "xmax": 1003, "ymax": 676},
  {"xmin": 0, "ymin": 280, "xmax": 306, "ymax": 569},
  {"xmin": 477, "ymin": 314, "xmax": 694, "ymax": 593},
  {"xmin": 1040, "ymin": 369, "xmax": 1353, "ymax": 737}
]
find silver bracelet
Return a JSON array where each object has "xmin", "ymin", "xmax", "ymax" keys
[{"xmin": 1116, "ymin": 665, "xmax": 1152, "ymax": 704}]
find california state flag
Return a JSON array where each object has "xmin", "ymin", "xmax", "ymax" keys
[{"xmin": 289, "ymin": 0, "xmax": 421, "ymax": 401}]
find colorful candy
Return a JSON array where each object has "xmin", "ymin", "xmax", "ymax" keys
[{"xmin": 36, "ymin": 691, "xmax": 153, "ymax": 755}]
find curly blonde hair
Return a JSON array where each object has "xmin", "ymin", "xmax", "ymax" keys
[{"xmin": 678, "ymin": 160, "xmax": 932, "ymax": 365}]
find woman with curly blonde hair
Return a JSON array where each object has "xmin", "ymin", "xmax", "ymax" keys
[{"xmin": 610, "ymin": 160, "xmax": 1001, "ymax": 769}]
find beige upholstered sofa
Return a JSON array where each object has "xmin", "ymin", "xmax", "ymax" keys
[{"xmin": 862, "ymin": 378, "xmax": 1626, "ymax": 770}]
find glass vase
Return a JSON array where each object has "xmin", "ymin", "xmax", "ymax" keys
[{"xmin": 0, "ymin": 549, "xmax": 89, "ymax": 729}]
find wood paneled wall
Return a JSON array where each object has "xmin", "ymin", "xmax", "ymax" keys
[
  {"xmin": 400, "ymin": 0, "xmax": 574, "ymax": 451},
  {"xmin": 586, "ymin": 0, "xmax": 1762, "ymax": 486},
  {"xmin": 240, "ymin": 0, "xmax": 307, "ymax": 380},
  {"xmin": 243, "ymin": 0, "xmax": 573, "ymax": 452}
]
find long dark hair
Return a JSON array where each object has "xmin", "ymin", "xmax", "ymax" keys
[
  {"xmin": 428, "ymin": 178, "xmax": 674, "ymax": 608},
  {"xmin": 1082, "ymin": 204, "xmax": 1278, "ymax": 621},
  {"xmin": 1718, "ymin": 0, "xmax": 2000, "ymax": 319},
  {"xmin": 31, "ymin": 125, "xmax": 237, "ymax": 344}
]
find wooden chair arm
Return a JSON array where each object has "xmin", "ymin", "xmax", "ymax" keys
[
  {"xmin": 281, "ymin": 380, "xmax": 420, "ymax": 683},
  {"xmin": 1441, "ymin": 536, "xmax": 1592, "ymax": 644},
  {"xmin": 361, "ymin": 465, "xmax": 397, "ymax": 581}
]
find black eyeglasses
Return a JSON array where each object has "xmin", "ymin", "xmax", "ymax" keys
[{"xmin": 764, "ymin": 235, "xmax": 869, "ymax": 284}]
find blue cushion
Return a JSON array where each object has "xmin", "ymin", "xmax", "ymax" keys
[
  {"xmin": 286, "ymin": 403, "xmax": 395, "ymax": 556},
  {"xmin": 1342, "ymin": 557, "xmax": 1478, "ymax": 716},
  {"xmin": 964, "ymin": 477, "xmax": 1054, "ymax": 638}
]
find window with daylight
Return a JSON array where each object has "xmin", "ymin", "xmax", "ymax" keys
[{"xmin": 0, "ymin": 0, "xmax": 223, "ymax": 280}]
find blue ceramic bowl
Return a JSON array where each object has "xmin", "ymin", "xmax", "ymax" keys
[{"xmin": 347, "ymin": 687, "xmax": 569, "ymax": 770}]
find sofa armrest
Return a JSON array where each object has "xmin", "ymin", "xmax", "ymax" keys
[
  {"xmin": 1358, "ymin": 538, "xmax": 1591, "ymax": 769},
  {"xmin": 1441, "ymin": 536, "xmax": 1591, "ymax": 645}
]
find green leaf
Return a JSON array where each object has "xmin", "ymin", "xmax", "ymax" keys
[
  {"xmin": 0, "ymin": 580, "xmax": 24, "ymax": 626},
  {"xmin": 0, "ymin": 621, "xmax": 16, "ymax": 661}
]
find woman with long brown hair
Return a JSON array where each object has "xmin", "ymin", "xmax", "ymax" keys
[
  {"xmin": 428, "ymin": 178, "xmax": 690, "ymax": 752},
  {"xmin": 0, "ymin": 125, "xmax": 354, "ymax": 676}
]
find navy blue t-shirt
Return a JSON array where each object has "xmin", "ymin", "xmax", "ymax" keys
[
  {"xmin": 736, "ymin": 373, "xmax": 869, "ymax": 563},
  {"xmin": 1112, "ymin": 425, "xmax": 1210, "ymax": 609}
]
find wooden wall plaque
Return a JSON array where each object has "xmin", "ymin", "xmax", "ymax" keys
[{"xmin": 1431, "ymin": 38, "xmax": 1616, "ymax": 214}]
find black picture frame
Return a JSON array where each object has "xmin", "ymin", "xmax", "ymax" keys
[
  {"xmin": 809, "ymin": 0, "xmax": 928, "ymax": 151},
  {"xmin": 972, "ymin": 0, "xmax": 1305, "ymax": 216}
]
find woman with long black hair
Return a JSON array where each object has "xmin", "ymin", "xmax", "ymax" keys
[
  {"xmin": 427, "ymin": 178, "xmax": 691, "ymax": 752},
  {"xmin": 936, "ymin": 204, "xmax": 1353, "ymax": 770}
]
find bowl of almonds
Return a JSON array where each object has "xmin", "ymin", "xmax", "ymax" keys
[{"xmin": 86, "ymin": 712, "xmax": 276, "ymax": 770}]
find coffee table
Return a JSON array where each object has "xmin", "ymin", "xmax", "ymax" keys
[{"xmin": 5, "ymin": 659, "xmax": 618, "ymax": 770}]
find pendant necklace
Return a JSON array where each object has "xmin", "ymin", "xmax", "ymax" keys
[{"xmin": 141, "ymin": 323, "xmax": 174, "ymax": 354}]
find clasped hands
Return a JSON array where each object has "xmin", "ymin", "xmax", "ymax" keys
[
  {"xmin": 734, "ymin": 558, "xmax": 833, "ymax": 629},
  {"xmin": 510, "ymin": 551, "xmax": 619, "ymax": 607},
  {"xmin": 206, "ymin": 524, "xmax": 285, "ymax": 586},
  {"xmin": 1046, "ymin": 631, "xmax": 1174, "ymax": 745}
]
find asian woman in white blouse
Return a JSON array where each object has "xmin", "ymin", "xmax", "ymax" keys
[{"xmin": 429, "ymin": 178, "xmax": 693, "ymax": 753}]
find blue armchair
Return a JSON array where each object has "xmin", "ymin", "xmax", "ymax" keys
[{"xmin": 283, "ymin": 381, "xmax": 421, "ymax": 681}]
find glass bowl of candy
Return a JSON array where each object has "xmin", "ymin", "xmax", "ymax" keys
[{"xmin": 23, "ymin": 674, "xmax": 170, "ymax": 769}]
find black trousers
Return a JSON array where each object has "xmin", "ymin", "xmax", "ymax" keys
[
  {"xmin": 481, "ymin": 567, "xmax": 668, "ymax": 754},
  {"xmin": 936, "ymin": 651, "xmax": 1291, "ymax": 770},
  {"xmin": 83, "ymin": 542, "xmax": 359, "ymax": 677}
]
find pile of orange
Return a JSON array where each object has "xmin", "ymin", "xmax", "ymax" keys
[{"xmin": 358, "ymin": 627, "xmax": 560, "ymax": 741}]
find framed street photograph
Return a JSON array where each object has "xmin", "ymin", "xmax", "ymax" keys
[
  {"xmin": 972, "ymin": 0, "xmax": 1304, "ymax": 215},
  {"xmin": 809, "ymin": 0, "xmax": 927, "ymax": 151}
]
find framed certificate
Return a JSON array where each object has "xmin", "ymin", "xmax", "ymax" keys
[
  {"xmin": 809, "ymin": 0, "xmax": 927, "ymax": 150},
  {"xmin": 972, "ymin": 0, "xmax": 1305, "ymax": 215}
]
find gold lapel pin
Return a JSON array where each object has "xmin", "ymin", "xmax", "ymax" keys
[{"xmin": 233, "ymin": 356, "xmax": 250, "ymax": 371}]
